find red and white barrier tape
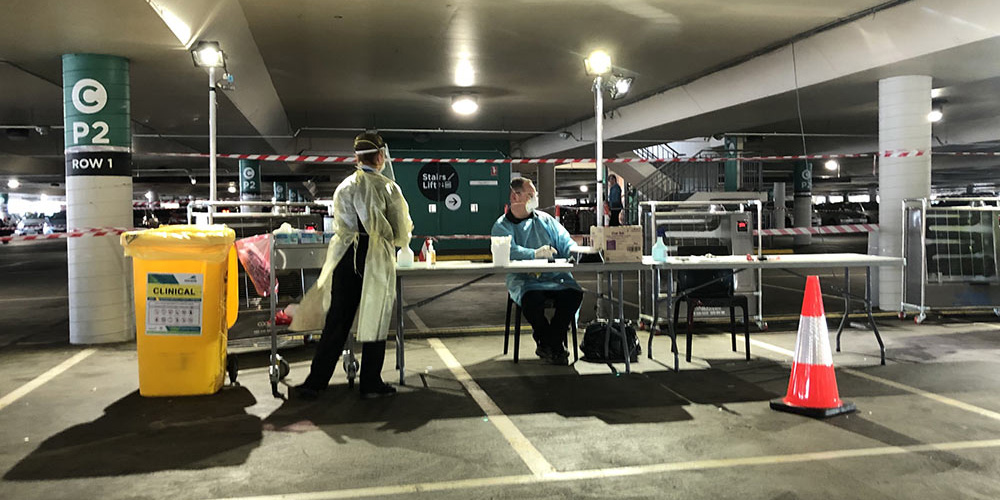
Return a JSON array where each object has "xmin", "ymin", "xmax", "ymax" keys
[
  {"xmin": 149, "ymin": 152, "xmax": 873, "ymax": 164},
  {"xmin": 144, "ymin": 149, "xmax": 1000, "ymax": 165},
  {"xmin": 1, "ymin": 227, "xmax": 130, "ymax": 244},
  {"xmin": 755, "ymin": 224, "xmax": 878, "ymax": 236}
]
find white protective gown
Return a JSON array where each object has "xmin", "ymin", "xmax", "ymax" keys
[{"xmin": 290, "ymin": 167, "xmax": 413, "ymax": 342}]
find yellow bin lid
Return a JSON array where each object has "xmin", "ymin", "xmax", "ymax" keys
[{"xmin": 121, "ymin": 224, "xmax": 236, "ymax": 262}]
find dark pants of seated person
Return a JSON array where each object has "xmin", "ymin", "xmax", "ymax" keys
[
  {"xmin": 520, "ymin": 289, "xmax": 584, "ymax": 354},
  {"xmin": 302, "ymin": 233, "xmax": 387, "ymax": 392}
]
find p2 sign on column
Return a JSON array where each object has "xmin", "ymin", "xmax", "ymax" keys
[{"xmin": 62, "ymin": 54, "xmax": 131, "ymax": 177}]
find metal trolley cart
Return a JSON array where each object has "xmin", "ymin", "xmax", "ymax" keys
[
  {"xmin": 901, "ymin": 197, "xmax": 1000, "ymax": 323},
  {"xmin": 187, "ymin": 200, "xmax": 340, "ymax": 397},
  {"xmin": 638, "ymin": 199, "xmax": 765, "ymax": 331}
]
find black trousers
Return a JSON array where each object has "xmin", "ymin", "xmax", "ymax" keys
[
  {"xmin": 609, "ymin": 208, "xmax": 622, "ymax": 226},
  {"xmin": 303, "ymin": 234, "xmax": 387, "ymax": 391},
  {"xmin": 520, "ymin": 288, "xmax": 584, "ymax": 352}
]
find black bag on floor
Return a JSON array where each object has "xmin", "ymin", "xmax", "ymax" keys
[{"xmin": 580, "ymin": 320, "xmax": 640, "ymax": 363}]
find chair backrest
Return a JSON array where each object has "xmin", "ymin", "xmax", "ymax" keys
[{"xmin": 675, "ymin": 245, "xmax": 733, "ymax": 298}]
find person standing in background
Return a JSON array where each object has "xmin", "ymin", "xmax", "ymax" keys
[{"xmin": 607, "ymin": 173, "xmax": 625, "ymax": 226}]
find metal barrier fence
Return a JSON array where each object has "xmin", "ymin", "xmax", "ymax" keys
[{"xmin": 901, "ymin": 197, "xmax": 1000, "ymax": 323}]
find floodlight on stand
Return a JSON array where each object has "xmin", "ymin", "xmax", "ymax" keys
[
  {"xmin": 144, "ymin": 191, "xmax": 154, "ymax": 201},
  {"xmin": 584, "ymin": 50, "xmax": 612, "ymax": 76},
  {"xmin": 824, "ymin": 159, "xmax": 839, "ymax": 171},
  {"xmin": 607, "ymin": 74, "xmax": 633, "ymax": 100},
  {"xmin": 191, "ymin": 41, "xmax": 225, "ymax": 68},
  {"xmin": 451, "ymin": 94, "xmax": 479, "ymax": 115}
]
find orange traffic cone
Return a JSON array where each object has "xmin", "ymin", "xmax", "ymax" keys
[{"xmin": 770, "ymin": 275, "xmax": 856, "ymax": 418}]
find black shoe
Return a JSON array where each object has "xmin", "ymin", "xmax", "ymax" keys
[
  {"xmin": 535, "ymin": 345, "xmax": 554, "ymax": 362},
  {"xmin": 360, "ymin": 382, "xmax": 397, "ymax": 399},
  {"xmin": 293, "ymin": 384, "xmax": 322, "ymax": 401},
  {"xmin": 547, "ymin": 350, "xmax": 570, "ymax": 366}
]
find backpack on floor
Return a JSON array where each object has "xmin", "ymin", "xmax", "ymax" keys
[{"xmin": 580, "ymin": 320, "xmax": 640, "ymax": 363}]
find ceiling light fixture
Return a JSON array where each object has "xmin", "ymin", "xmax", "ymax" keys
[
  {"xmin": 144, "ymin": 191, "xmax": 154, "ymax": 201},
  {"xmin": 227, "ymin": 182, "xmax": 237, "ymax": 194},
  {"xmin": 607, "ymin": 74, "xmax": 633, "ymax": 100},
  {"xmin": 7, "ymin": 178, "xmax": 20, "ymax": 189},
  {"xmin": 584, "ymin": 50, "xmax": 612, "ymax": 76},
  {"xmin": 824, "ymin": 159, "xmax": 839, "ymax": 171},
  {"xmin": 928, "ymin": 99, "xmax": 947, "ymax": 122},
  {"xmin": 579, "ymin": 185, "xmax": 589, "ymax": 193},
  {"xmin": 191, "ymin": 41, "xmax": 225, "ymax": 68},
  {"xmin": 451, "ymin": 94, "xmax": 479, "ymax": 115}
]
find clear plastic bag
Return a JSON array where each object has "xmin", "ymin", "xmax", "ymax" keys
[{"xmin": 235, "ymin": 234, "xmax": 277, "ymax": 297}]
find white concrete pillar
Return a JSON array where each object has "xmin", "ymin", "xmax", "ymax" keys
[{"xmin": 878, "ymin": 75, "xmax": 932, "ymax": 310}]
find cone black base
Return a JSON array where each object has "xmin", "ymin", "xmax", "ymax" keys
[{"xmin": 770, "ymin": 399, "xmax": 856, "ymax": 418}]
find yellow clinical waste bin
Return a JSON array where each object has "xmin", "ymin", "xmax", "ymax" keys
[{"xmin": 121, "ymin": 225, "xmax": 239, "ymax": 397}]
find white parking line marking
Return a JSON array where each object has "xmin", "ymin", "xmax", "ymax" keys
[
  {"xmin": 0, "ymin": 349, "xmax": 96, "ymax": 412},
  {"xmin": 211, "ymin": 438, "xmax": 1000, "ymax": 500},
  {"xmin": 745, "ymin": 336, "xmax": 1000, "ymax": 423},
  {"xmin": 427, "ymin": 338, "xmax": 554, "ymax": 477},
  {"xmin": 400, "ymin": 299, "xmax": 429, "ymax": 332},
  {"xmin": 0, "ymin": 295, "xmax": 68, "ymax": 303}
]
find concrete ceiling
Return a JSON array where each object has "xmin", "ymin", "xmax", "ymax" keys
[{"xmin": 1, "ymin": 0, "xmax": 999, "ymax": 200}]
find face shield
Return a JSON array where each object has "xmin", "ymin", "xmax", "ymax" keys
[{"xmin": 354, "ymin": 143, "xmax": 396, "ymax": 182}]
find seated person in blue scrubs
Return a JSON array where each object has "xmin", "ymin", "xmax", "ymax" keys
[{"xmin": 492, "ymin": 178, "xmax": 583, "ymax": 365}]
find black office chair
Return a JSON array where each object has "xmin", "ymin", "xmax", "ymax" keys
[
  {"xmin": 503, "ymin": 294, "xmax": 579, "ymax": 363},
  {"xmin": 672, "ymin": 245, "xmax": 750, "ymax": 362}
]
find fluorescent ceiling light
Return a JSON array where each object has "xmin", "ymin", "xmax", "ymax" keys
[
  {"xmin": 585, "ymin": 50, "xmax": 612, "ymax": 76},
  {"xmin": 451, "ymin": 95, "xmax": 479, "ymax": 115}
]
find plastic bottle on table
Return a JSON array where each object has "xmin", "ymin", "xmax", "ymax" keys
[{"xmin": 652, "ymin": 236, "xmax": 668, "ymax": 262}]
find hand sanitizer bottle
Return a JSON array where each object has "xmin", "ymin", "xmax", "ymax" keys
[{"xmin": 652, "ymin": 236, "xmax": 668, "ymax": 262}]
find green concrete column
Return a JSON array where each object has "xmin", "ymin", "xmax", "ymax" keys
[
  {"xmin": 793, "ymin": 161, "xmax": 813, "ymax": 245},
  {"xmin": 62, "ymin": 54, "xmax": 133, "ymax": 344},
  {"xmin": 273, "ymin": 181, "xmax": 287, "ymax": 202},
  {"xmin": 239, "ymin": 159, "xmax": 261, "ymax": 212}
]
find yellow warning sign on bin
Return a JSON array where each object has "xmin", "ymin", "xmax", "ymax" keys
[{"xmin": 146, "ymin": 273, "xmax": 203, "ymax": 335}]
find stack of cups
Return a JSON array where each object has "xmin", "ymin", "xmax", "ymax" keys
[{"xmin": 491, "ymin": 236, "xmax": 511, "ymax": 266}]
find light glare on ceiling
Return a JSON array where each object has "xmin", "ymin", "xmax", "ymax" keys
[
  {"xmin": 451, "ymin": 95, "xmax": 479, "ymax": 115},
  {"xmin": 585, "ymin": 50, "xmax": 612, "ymax": 75},
  {"xmin": 824, "ymin": 160, "xmax": 839, "ymax": 171},
  {"xmin": 455, "ymin": 58, "xmax": 475, "ymax": 87}
]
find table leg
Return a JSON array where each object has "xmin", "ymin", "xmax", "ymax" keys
[
  {"xmin": 667, "ymin": 269, "xmax": 678, "ymax": 371},
  {"xmin": 649, "ymin": 268, "xmax": 658, "ymax": 359},
  {"xmin": 396, "ymin": 276, "xmax": 406, "ymax": 385},
  {"xmin": 619, "ymin": 271, "xmax": 630, "ymax": 374},
  {"xmin": 836, "ymin": 268, "xmax": 850, "ymax": 352},
  {"xmin": 603, "ymin": 272, "xmax": 612, "ymax": 366},
  {"xmin": 866, "ymin": 266, "xmax": 886, "ymax": 365}
]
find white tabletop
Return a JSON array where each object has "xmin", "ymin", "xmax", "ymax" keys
[{"xmin": 395, "ymin": 253, "xmax": 902, "ymax": 276}]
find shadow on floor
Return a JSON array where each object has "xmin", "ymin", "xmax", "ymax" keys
[{"xmin": 4, "ymin": 386, "xmax": 262, "ymax": 480}]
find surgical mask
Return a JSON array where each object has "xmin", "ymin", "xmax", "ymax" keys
[{"xmin": 524, "ymin": 195, "xmax": 539, "ymax": 213}]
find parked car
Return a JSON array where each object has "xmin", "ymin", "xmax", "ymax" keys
[
  {"xmin": 815, "ymin": 203, "xmax": 868, "ymax": 226},
  {"xmin": 15, "ymin": 215, "xmax": 46, "ymax": 236},
  {"xmin": 43, "ymin": 211, "xmax": 67, "ymax": 234}
]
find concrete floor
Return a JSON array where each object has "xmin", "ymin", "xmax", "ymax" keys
[{"xmin": 2, "ymin": 238, "xmax": 1000, "ymax": 499}]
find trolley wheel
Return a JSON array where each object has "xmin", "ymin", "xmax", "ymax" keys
[
  {"xmin": 303, "ymin": 334, "xmax": 314, "ymax": 345},
  {"xmin": 278, "ymin": 357, "xmax": 290, "ymax": 380},
  {"xmin": 346, "ymin": 358, "xmax": 359, "ymax": 389},
  {"xmin": 898, "ymin": 312, "xmax": 906, "ymax": 320},
  {"xmin": 760, "ymin": 322, "xmax": 769, "ymax": 332},
  {"xmin": 915, "ymin": 313, "xmax": 926, "ymax": 325},
  {"xmin": 226, "ymin": 354, "xmax": 239, "ymax": 385}
]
